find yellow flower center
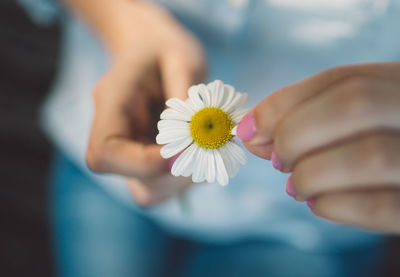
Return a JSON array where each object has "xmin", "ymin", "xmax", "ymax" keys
[{"xmin": 190, "ymin": 107, "xmax": 233, "ymax": 149}]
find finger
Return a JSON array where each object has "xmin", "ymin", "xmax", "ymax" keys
[
  {"xmin": 127, "ymin": 174, "xmax": 192, "ymax": 207},
  {"xmin": 87, "ymin": 66, "xmax": 167, "ymax": 178},
  {"xmin": 275, "ymin": 77, "xmax": 400, "ymax": 171},
  {"xmin": 238, "ymin": 62, "xmax": 400, "ymax": 159},
  {"xmin": 291, "ymin": 133, "xmax": 400, "ymax": 201},
  {"xmin": 87, "ymin": 136, "xmax": 167, "ymax": 178},
  {"xmin": 310, "ymin": 189, "xmax": 400, "ymax": 234},
  {"xmin": 159, "ymin": 50, "xmax": 206, "ymax": 100}
]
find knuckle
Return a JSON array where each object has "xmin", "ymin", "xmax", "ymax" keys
[
  {"xmin": 359, "ymin": 190, "xmax": 400, "ymax": 232},
  {"xmin": 347, "ymin": 77, "xmax": 375, "ymax": 103},
  {"xmin": 86, "ymin": 143, "xmax": 106, "ymax": 173},
  {"xmin": 342, "ymin": 76, "xmax": 371, "ymax": 92},
  {"xmin": 135, "ymin": 151, "xmax": 156, "ymax": 176},
  {"xmin": 292, "ymin": 155, "xmax": 326, "ymax": 199},
  {"xmin": 336, "ymin": 76, "xmax": 381, "ymax": 121},
  {"xmin": 132, "ymin": 192, "xmax": 153, "ymax": 208},
  {"xmin": 291, "ymin": 165, "xmax": 312, "ymax": 196},
  {"xmin": 363, "ymin": 191, "xmax": 393, "ymax": 227},
  {"xmin": 363, "ymin": 134, "xmax": 397, "ymax": 172},
  {"xmin": 130, "ymin": 186, "xmax": 158, "ymax": 208},
  {"xmin": 339, "ymin": 76, "xmax": 373, "ymax": 107},
  {"xmin": 274, "ymin": 128, "xmax": 298, "ymax": 169},
  {"xmin": 274, "ymin": 125, "xmax": 292, "ymax": 158}
]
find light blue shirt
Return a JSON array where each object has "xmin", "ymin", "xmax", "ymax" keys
[{"xmin": 21, "ymin": 0, "xmax": 400, "ymax": 250}]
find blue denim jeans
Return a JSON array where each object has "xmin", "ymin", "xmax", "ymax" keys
[{"xmin": 50, "ymin": 152, "xmax": 383, "ymax": 277}]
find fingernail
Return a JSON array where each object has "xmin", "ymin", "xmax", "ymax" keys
[
  {"xmin": 237, "ymin": 112, "xmax": 257, "ymax": 142},
  {"xmin": 168, "ymin": 154, "xmax": 179, "ymax": 171},
  {"xmin": 306, "ymin": 198, "xmax": 315, "ymax": 209},
  {"xmin": 271, "ymin": 149, "xmax": 283, "ymax": 171},
  {"xmin": 285, "ymin": 176, "xmax": 296, "ymax": 198}
]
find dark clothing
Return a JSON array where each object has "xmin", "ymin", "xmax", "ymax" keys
[{"xmin": 0, "ymin": 1, "xmax": 60, "ymax": 276}]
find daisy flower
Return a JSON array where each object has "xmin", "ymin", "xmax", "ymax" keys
[{"xmin": 156, "ymin": 80, "xmax": 249, "ymax": 186}]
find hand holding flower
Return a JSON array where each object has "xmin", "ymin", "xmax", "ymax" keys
[
  {"xmin": 237, "ymin": 62, "xmax": 400, "ymax": 233},
  {"xmin": 67, "ymin": 0, "xmax": 206, "ymax": 206}
]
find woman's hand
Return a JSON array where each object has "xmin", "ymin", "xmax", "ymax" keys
[
  {"xmin": 237, "ymin": 62, "xmax": 400, "ymax": 233},
  {"xmin": 65, "ymin": 0, "xmax": 206, "ymax": 206}
]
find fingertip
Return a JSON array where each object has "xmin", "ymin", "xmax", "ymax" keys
[
  {"xmin": 285, "ymin": 175, "xmax": 296, "ymax": 198},
  {"xmin": 237, "ymin": 112, "xmax": 257, "ymax": 142},
  {"xmin": 168, "ymin": 154, "xmax": 180, "ymax": 171},
  {"xmin": 306, "ymin": 198, "xmax": 315, "ymax": 209},
  {"xmin": 270, "ymin": 148, "xmax": 283, "ymax": 171}
]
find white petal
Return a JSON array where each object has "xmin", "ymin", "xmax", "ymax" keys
[
  {"xmin": 185, "ymin": 98, "xmax": 196, "ymax": 112},
  {"xmin": 207, "ymin": 80, "xmax": 224, "ymax": 107},
  {"xmin": 230, "ymin": 108, "xmax": 249, "ymax": 124},
  {"xmin": 160, "ymin": 137, "xmax": 193, "ymax": 159},
  {"xmin": 181, "ymin": 143, "xmax": 199, "ymax": 177},
  {"xmin": 156, "ymin": 128, "xmax": 190, "ymax": 144},
  {"xmin": 220, "ymin": 85, "xmax": 235, "ymax": 110},
  {"xmin": 225, "ymin": 93, "xmax": 249, "ymax": 115},
  {"xmin": 205, "ymin": 149, "xmax": 216, "ymax": 183},
  {"xmin": 160, "ymin": 108, "xmax": 191, "ymax": 121},
  {"xmin": 226, "ymin": 141, "xmax": 248, "ymax": 165},
  {"xmin": 214, "ymin": 149, "xmax": 229, "ymax": 186},
  {"xmin": 166, "ymin": 98, "xmax": 195, "ymax": 116},
  {"xmin": 188, "ymin": 86, "xmax": 204, "ymax": 111},
  {"xmin": 231, "ymin": 125, "xmax": 237, "ymax": 136},
  {"xmin": 236, "ymin": 93, "xmax": 249, "ymax": 110},
  {"xmin": 171, "ymin": 143, "xmax": 197, "ymax": 176},
  {"xmin": 198, "ymin": 84, "xmax": 211, "ymax": 107},
  {"xmin": 157, "ymin": 119, "xmax": 189, "ymax": 131},
  {"xmin": 219, "ymin": 143, "xmax": 240, "ymax": 178},
  {"xmin": 191, "ymin": 147, "xmax": 206, "ymax": 182}
]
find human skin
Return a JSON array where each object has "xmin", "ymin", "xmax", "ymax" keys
[
  {"xmin": 64, "ymin": 0, "xmax": 400, "ymax": 233},
  {"xmin": 237, "ymin": 62, "xmax": 400, "ymax": 234},
  {"xmin": 64, "ymin": 0, "xmax": 206, "ymax": 206}
]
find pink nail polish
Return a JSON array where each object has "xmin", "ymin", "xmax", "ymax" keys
[
  {"xmin": 168, "ymin": 154, "xmax": 179, "ymax": 170},
  {"xmin": 271, "ymin": 149, "xmax": 283, "ymax": 171},
  {"xmin": 285, "ymin": 176, "xmax": 296, "ymax": 198},
  {"xmin": 237, "ymin": 112, "xmax": 257, "ymax": 142},
  {"xmin": 306, "ymin": 198, "xmax": 315, "ymax": 209}
]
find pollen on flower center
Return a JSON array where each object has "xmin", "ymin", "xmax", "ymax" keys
[{"xmin": 190, "ymin": 107, "xmax": 233, "ymax": 149}]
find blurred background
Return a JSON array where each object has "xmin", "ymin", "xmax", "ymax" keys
[{"xmin": 1, "ymin": 0, "xmax": 400, "ymax": 276}]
